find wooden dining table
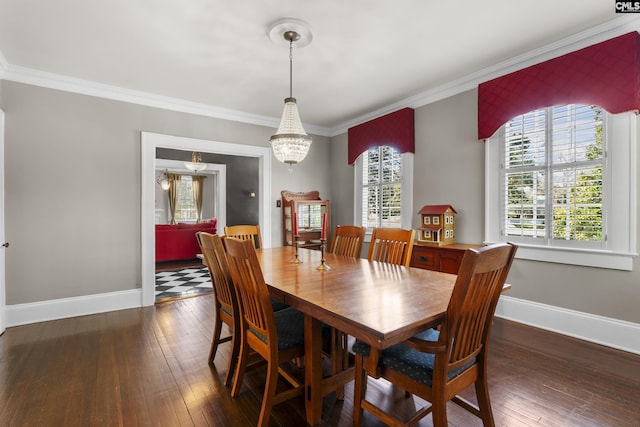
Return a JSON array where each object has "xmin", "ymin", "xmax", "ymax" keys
[{"xmin": 255, "ymin": 246, "xmax": 460, "ymax": 425}]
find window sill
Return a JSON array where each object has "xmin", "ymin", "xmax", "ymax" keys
[{"xmin": 492, "ymin": 243, "xmax": 637, "ymax": 271}]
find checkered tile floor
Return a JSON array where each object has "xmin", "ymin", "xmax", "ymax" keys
[{"xmin": 155, "ymin": 266, "xmax": 213, "ymax": 302}]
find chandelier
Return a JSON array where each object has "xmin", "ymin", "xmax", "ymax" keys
[
  {"xmin": 269, "ymin": 19, "xmax": 313, "ymax": 170},
  {"xmin": 184, "ymin": 151, "xmax": 207, "ymax": 172}
]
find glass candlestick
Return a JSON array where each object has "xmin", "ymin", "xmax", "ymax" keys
[
  {"xmin": 292, "ymin": 235, "xmax": 303, "ymax": 264},
  {"xmin": 316, "ymin": 238, "xmax": 331, "ymax": 270}
]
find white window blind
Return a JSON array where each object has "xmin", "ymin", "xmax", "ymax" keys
[
  {"xmin": 486, "ymin": 104, "xmax": 637, "ymax": 270},
  {"xmin": 503, "ymin": 104, "xmax": 604, "ymax": 247},
  {"xmin": 361, "ymin": 146, "xmax": 403, "ymax": 229}
]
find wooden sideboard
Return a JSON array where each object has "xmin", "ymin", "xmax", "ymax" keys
[{"xmin": 410, "ymin": 243, "xmax": 484, "ymax": 274}]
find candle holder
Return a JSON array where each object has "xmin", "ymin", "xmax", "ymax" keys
[
  {"xmin": 292, "ymin": 235, "xmax": 303, "ymax": 264},
  {"xmin": 316, "ymin": 238, "xmax": 331, "ymax": 270}
]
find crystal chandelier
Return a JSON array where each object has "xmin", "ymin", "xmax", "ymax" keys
[
  {"xmin": 184, "ymin": 151, "xmax": 207, "ymax": 172},
  {"xmin": 269, "ymin": 23, "xmax": 312, "ymax": 170}
]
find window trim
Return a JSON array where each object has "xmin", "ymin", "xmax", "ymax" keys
[
  {"xmin": 354, "ymin": 149, "xmax": 413, "ymax": 241},
  {"xmin": 485, "ymin": 109, "xmax": 637, "ymax": 270}
]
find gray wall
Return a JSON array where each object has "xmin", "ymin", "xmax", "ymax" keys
[
  {"xmin": 3, "ymin": 78, "xmax": 639, "ymax": 325},
  {"xmin": 1, "ymin": 80, "xmax": 330, "ymax": 305},
  {"xmin": 329, "ymin": 89, "xmax": 640, "ymax": 324},
  {"xmin": 328, "ymin": 132, "xmax": 355, "ymax": 230}
]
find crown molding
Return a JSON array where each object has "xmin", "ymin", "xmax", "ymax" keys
[
  {"xmin": 3, "ymin": 63, "xmax": 282, "ymax": 127},
  {"xmin": 1, "ymin": 15, "xmax": 637, "ymax": 139},
  {"xmin": 0, "ymin": 61, "xmax": 332, "ymax": 137},
  {"xmin": 327, "ymin": 15, "xmax": 640, "ymax": 137}
]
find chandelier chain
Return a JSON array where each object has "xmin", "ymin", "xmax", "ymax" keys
[
  {"xmin": 289, "ymin": 39, "xmax": 293, "ymax": 99},
  {"xmin": 269, "ymin": 23, "xmax": 312, "ymax": 169}
]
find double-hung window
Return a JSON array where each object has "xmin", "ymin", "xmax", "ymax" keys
[
  {"xmin": 355, "ymin": 146, "xmax": 413, "ymax": 236},
  {"xmin": 485, "ymin": 104, "xmax": 637, "ymax": 270},
  {"xmin": 175, "ymin": 175, "xmax": 197, "ymax": 222}
]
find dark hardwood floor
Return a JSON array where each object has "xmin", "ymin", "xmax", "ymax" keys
[
  {"xmin": 156, "ymin": 259, "xmax": 203, "ymax": 272},
  {"xmin": 0, "ymin": 294, "xmax": 638, "ymax": 426}
]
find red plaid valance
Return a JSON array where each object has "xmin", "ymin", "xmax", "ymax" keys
[
  {"xmin": 478, "ymin": 32, "xmax": 640, "ymax": 140},
  {"xmin": 347, "ymin": 108, "xmax": 414, "ymax": 164}
]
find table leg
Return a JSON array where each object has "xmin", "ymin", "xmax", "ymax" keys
[{"xmin": 304, "ymin": 314, "xmax": 323, "ymax": 425}]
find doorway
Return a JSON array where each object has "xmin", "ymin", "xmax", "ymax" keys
[
  {"xmin": 153, "ymin": 158, "xmax": 225, "ymax": 303},
  {"xmin": 0, "ymin": 110, "xmax": 5, "ymax": 334},
  {"xmin": 140, "ymin": 132, "xmax": 272, "ymax": 307}
]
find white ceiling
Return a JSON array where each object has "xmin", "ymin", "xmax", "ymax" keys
[{"xmin": 0, "ymin": 1, "xmax": 637, "ymax": 135}]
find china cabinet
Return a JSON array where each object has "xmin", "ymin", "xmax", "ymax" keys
[{"xmin": 281, "ymin": 190, "xmax": 330, "ymax": 250}]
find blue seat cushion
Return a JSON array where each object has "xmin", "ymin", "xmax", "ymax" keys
[
  {"xmin": 270, "ymin": 297, "xmax": 290, "ymax": 312},
  {"xmin": 221, "ymin": 299, "xmax": 287, "ymax": 317},
  {"xmin": 249, "ymin": 307, "xmax": 305, "ymax": 351},
  {"xmin": 352, "ymin": 329, "xmax": 475, "ymax": 386}
]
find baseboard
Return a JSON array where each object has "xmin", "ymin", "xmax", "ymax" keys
[
  {"xmin": 496, "ymin": 295, "xmax": 640, "ymax": 355},
  {"xmin": 6, "ymin": 291, "xmax": 639, "ymax": 355},
  {"xmin": 5, "ymin": 289, "xmax": 142, "ymax": 327}
]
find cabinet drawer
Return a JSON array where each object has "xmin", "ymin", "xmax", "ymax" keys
[
  {"xmin": 439, "ymin": 252, "xmax": 464, "ymax": 274},
  {"xmin": 410, "ymin": 249, "xmax": 438, "ymax": 270},
  {"xmin": 411, "ymin": 243, "xmax": 482, "ymax": 273}
]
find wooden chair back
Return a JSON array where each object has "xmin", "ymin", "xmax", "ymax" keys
[
  {"xmin": 440, "ymin": 242, "xmax": 517, "ymax": 370},
  {"xmin": 367, "ymin": 227, "xmax": 415, "ymax": 266},
  {"xmin": 223, "ymin": 237, "xmax": 275, "ymax": 356},
  {"xmin": 224, "ymin": 237, "xmax": 304, "ymax": 427},
  {"xmin": 224, "ymin": 224, "xmax": 263, "ymax": 249},
  {"xmin": 198, "ymin": 232, "xmax": 236, "ymax": 314},
  {"xmin": 352, "ymin": 242, "xmax": 517, "ymax": 426},
  {"xmin": 196, "ymin": 232, "xmax": 240, "ymax": 384},
  {"xmin": 329, "ymin": 225, "xmax": 365, "ymax": 258}
]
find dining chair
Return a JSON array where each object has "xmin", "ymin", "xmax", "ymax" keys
[
  {"xmin": 224, "ymin": 224, "xmax": 262, "ymax": 249},
  {"xmin": 329, "ymin": 225, "xmax": 366, "ymax": 258},
  {"xmin": 352, "ymin": 242, "xmax": 518, "ymax": 427},
  {"xmin": 326, "ymin": 224, "xmax": 366, "ymax": 385},
  {"xmin": 367, "ymin": 227, "xmax": 415, "ymax": 266},
  {"xmin": 224, "ymin": 224, "xmax": 289, "ymax": 312},
  {"xmin": 196, "ymin": 232, "xmax": 241, "ymax": 386},
  {"xmin": 223, "ymin": 237, "xmax": 305, "ymax": 427}
]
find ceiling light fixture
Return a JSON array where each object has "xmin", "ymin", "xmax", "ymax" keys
[
  {"xmin": 184, "ymin": 151, "xmax": 207, "ymax": 172},
  {"xmin": 268, "ymin": 19, "xmax": 313, "ymax": 171}
]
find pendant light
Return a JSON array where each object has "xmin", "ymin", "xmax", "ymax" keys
[
  {"xmin": 184, "ymin": 151, "xmax": 207, "ymax": 172},
  {"xmin": 269, "ymin": 21, "xmax": 312, "ymax": 171}
]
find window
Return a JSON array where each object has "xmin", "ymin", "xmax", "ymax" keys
[
  {"xmin": 297, "ymin": 204, "xmax": 323, "ymax": 229},
  {"xmin": 175, "ymin": 175, "xmax": 197, "ymax": 222},
  {"xmin": 354, "ymin": 146, "xmax": 413, "ymax": 234},
  {"xmin": 486, "ymin": 104, "xmax": 637, "ymax": 270}
]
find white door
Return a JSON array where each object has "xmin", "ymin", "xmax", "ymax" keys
[{"xmin": 0, "ymin": 109, "xmax": 6, "ymax": 334}]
